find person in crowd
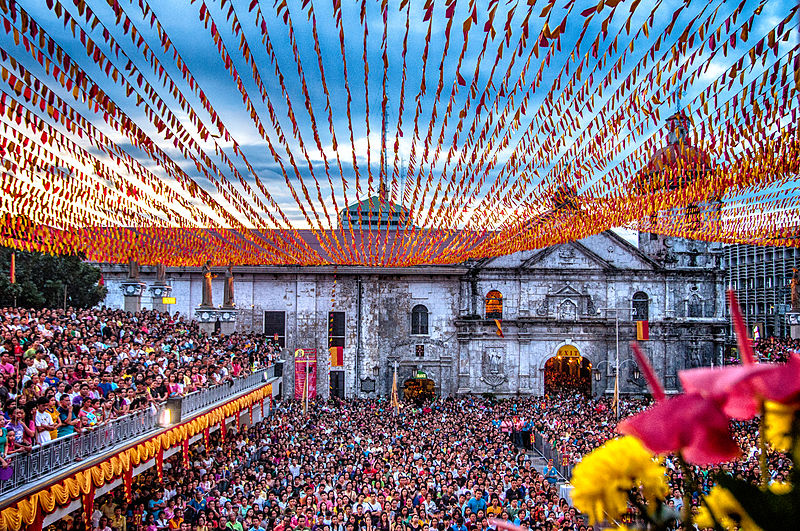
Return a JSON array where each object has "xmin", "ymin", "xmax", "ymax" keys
[{"xmin": 0, "ymin": 307, "xmax": 280, "ymax": 445}]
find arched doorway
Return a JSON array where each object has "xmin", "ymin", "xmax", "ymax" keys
[
  {"xmin": 403, "ymin": 371, "xmax": 436, "ymax": 404},
  {"xmin": 544, "ymin": 345, "xmax": 592, "ymax": 396}
]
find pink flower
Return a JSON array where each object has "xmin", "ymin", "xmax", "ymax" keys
[
  {"xmin": 678, "ymin": 364, "xmax": 775, "ymax": 420},
  {"xmin": 680, "ymin": 291, "xmax": 800, "ymax": 417},
  {"xmin": 617, "ymin": 343, "xmax": 740, "ymax": 465},
  {"xmin": 617, "ymin": 392, "xmax": 741, "ymax": 465}
]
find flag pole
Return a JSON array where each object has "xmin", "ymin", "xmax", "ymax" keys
[
  {"xmin": 303, "ymin": 361, "xmax": 309, "ymax": 416},
  {"xmin": 10, "ymin": 251, "xmax": 16, "ymax": 308},
  {"xmin": 391, "ymin": 361, "xmax": 399, "ymax": 415}
]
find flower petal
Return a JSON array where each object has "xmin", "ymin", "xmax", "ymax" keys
[
  {"xmin": 679, "ymin": 364, "xmax": 776, "ymax": 420},
  {"xmin": 728, "ymin": 290, "xmax": 756, "ymax": 364},
  {"xmin": 748, "ymin": 353, "xmax": 800, "ymax": 406},
  {"xmin": 617, "ymin": 394, "xmax": 740, "ymax": 465}
]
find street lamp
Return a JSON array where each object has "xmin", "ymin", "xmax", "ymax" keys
[
  {"xmin": 593, "ymin": 360, "xmax": 612, "ymax": 382},
  {"xmin": 597, "ymin": 306, "xmax": 634, "ymax": 419}
]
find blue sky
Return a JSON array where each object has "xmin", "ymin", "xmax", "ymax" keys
[{"xmin": 2, "ymin": 0, "xmax": 797, "ymax": 237}]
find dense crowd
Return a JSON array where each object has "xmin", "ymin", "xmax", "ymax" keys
[
  {"xmin": 507, "ymin": 393, "xmax": 793, "ymax": 520},
  {"xmin": 752, "ymin": 337, "xmax": 800, "ymax": 363},
  {"xmin": 0, "ymin": 307, "xmax": 279, "ymax": 454},
  {"xmin": 724, "ymin": 336, "xmax": 800, "ymax": 364},
  {"xmin": 55, "ymin": 398, "xmax": 593, "ymax": 531},
  {"xmin": 42, "ymin": 391, "xmax": 796, "ymax": 531}
]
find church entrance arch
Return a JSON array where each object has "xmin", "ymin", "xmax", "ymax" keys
[
  {"xmin": 403, "ymin": 370, "xmax": 436, "ymax": 404},
  {"xmin": 544, "ymin": 344, "xmax": 592, "ymax": 396}
]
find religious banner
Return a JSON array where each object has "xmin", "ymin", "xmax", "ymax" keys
[{"xmin": 294, "ymin": 348, "xmax": 318, "ymax": 400}]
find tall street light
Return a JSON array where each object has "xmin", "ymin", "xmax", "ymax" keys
[{"xmin": 597, "ymin": 306, "xmax": 633, "ymax": 419}]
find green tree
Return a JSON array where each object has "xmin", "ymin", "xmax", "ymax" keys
[{"xmin": 0, "ymin": 248, "xmax": 107, "ymax": 308}]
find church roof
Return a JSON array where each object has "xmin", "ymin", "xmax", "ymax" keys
[{"xmin": 338, "ymin": 194, "xmax": 415, "ymax": 229}]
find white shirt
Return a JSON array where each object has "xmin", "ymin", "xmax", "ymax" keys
[{"xmin": 35, "ymin": 410, "xmax": 53, "ymax": 444}]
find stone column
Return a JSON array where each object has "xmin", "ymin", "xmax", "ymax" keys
[
  {"xmin": 120, "ymin": 282, "xmax": 147, "ymax": 313},
  {"xmin": 149, "ymin": 284, "xmax": 173, "ymax": 313}
]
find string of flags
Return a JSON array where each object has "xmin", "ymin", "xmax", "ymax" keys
[{"xmin": 0, "ymin": 0, "xmax": 797, "ymax": 266}]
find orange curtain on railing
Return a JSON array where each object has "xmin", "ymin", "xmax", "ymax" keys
[{"xmin": 0, "ymin": 383, "xmax": 272, "ymax": 531}]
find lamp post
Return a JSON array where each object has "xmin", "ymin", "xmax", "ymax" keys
[{"xmin": 597, "ymin": 307, "xmax": 634, "ymax": 419}]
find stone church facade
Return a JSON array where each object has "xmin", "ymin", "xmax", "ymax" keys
[{"xmin": 101, "ymin": 231, "xmax": 726, "ymax": 399}]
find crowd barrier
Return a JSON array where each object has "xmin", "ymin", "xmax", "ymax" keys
[
  {"xmin": 0, "ymin": 365, "xmax": 275, "ymax": 497},
  {"xmin": 507, "ymin": 430, "xmax": 574, "ymax": 481},
  {"xmin": 531, "ymin": 431, "xmax": 574, "ymax": 480}
]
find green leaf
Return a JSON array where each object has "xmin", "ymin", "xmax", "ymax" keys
[{"xmin": 717, "ymin": 476, "xmax": 798, "ymax": 531}]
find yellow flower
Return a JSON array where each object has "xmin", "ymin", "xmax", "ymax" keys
[
  {"xmin": 763, "ymin": 401, "xmax": 794, "ymax": 452},
  {"xmin": 696, "ymin": 486, "xmax": 762, "ymax": 531},
  {"xmin": 768, "ymin": 481, "xmax": 792, "ymax": 495},
  {"xmin": 571, "ymin": 436, "xmax": 668, "ymax": 525}
]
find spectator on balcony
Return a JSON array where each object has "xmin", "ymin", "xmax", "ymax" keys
[
  {"xmin": 166, "ymin": 373, "xmax": 184, "ymax": 398},
  {"xmin": 5, "ymin": 408, "xmax": 33, "ymax": 452},
  {"xmin": 0, "ymin": 416, "xmax": 10, "ymax": 474},
  {"xmin": 45, "ymin": 395, "xmax": 59, "ymax": 440},
  {"xmin": 57, "ymin": 394, "xmax": 79, "ymax": 437},
  {"xmin": 99, "ymin": 373, "xmax": 118, "ymax": 398},
  {"xmin": 99, "ymin": 397, "xmax": 118, "ymax": 422},
  {"xmin": 34, "ymin": 396, "xmax": 56, "ymax": 445}
]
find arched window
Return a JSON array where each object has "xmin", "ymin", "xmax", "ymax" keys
[
  {"xmin": 411, "ymin": 305, "xmax": 429, "ymax": 335},
  {"xmin": 632, "ymin": 292, "xmax": 649, "ymax": 321},
  {"xmin": 485, "ymin": 290, "xmax": 503, "ymax": 319}
]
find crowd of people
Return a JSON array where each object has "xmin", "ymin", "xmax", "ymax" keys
[
  {"xmin": 50, "ymin": 398, "xmax": 593, "ymax": 531},
  {"xmin": 507, "ymin": 392, "xmax": 794, "ymax": 523},
  {"xmin": 0, "ymin": 307, "xmax": 279, "ymax": 456},
  {"xmin": 39, "ymin": 389, "xmax": 795, "ymax": 531},
  {"xmin": 752, "ymin": 336, "xmax": 800, "ymax": 363},
  {"xmin": 2, "ymin": 303, "xmax": 798, "ymax": 530}
]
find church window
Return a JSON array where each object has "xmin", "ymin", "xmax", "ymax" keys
[
  {"xmin": 328, "ymin": 311, "xmax": 345, "ymax": 348},
  {"xmin": 485, "ymin": 290, "xmax": 503, "ymax": 319},
  {"xmin": 263, "ymin": 311, "xmax": 286, "ymax": 348},
  {"xmin": 411, "ymin": 305, "xmax": 429, "ymax": 335},
  {"xmin": 632, "ymin": 292, "xmax": 649, "ymax": 321}
]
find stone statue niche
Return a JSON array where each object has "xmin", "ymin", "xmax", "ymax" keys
[{"xmin": 156, "ymin": 263, "xmax": 167, "ymax": 284}]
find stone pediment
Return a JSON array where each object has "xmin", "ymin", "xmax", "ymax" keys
[
  {"xmin": 553, "ymin": 284, "xmax": 582, "ymax": 296},
  {"xmin": 522, "ymin": 242, "xmax": 614, "ymax": 271},
  {"xmin": 521, "ymin": 231, "xmax": 658, "ymax": 272}
]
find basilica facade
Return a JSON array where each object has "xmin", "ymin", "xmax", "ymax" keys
[{"xmin": 101, "ymin": 230, "xmax": 726, "ymax": 399}]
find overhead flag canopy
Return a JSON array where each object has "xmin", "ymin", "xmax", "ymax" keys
[{"xmin": 0, "ymin": 0, "xmax": 797, "ymax": 266}]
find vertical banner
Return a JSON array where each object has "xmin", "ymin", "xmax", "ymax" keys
[
  {"xmin": 123, "ymin": 465, "xmax": 134, "ymax": 503},
  {"xmin": 82, "ymin": 482, "xmax": 96, "ymax": 528},
  {"xmin": 294, "ymin": 348, "xmax": 318, "ymax": 400},
  {"xmin": 329, "ymin": 346, "xmax": 343, "ymax": 367},
  {"xmin": 155, "ymin": 448, "xmax": 164, "ymax": 482}
]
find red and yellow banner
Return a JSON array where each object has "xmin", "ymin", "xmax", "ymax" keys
[
  {"xmin": 294, "ymin": 349, "xmax": 318, "ymax": 400},
  {"xmin": 636, "ymin": 321, "xmax": 650, "ymax": 341},
  {"xmin": 329, "ymin": 346, "xmax": 344, "ymax": 367}
]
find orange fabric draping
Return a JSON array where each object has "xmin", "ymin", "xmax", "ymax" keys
[{"xmin": 0, "ymin": 382, "xmax": 272, "ymax": 531}]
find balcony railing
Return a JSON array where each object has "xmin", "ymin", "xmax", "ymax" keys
[{"xmin": 0, "ymin": 365, "xmax": 276, "ymax": 497}]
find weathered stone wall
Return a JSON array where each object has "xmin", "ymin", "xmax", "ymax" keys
[{"xmin": 98, "ymin": 232, "xmax": 726, "ymax": 398}]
